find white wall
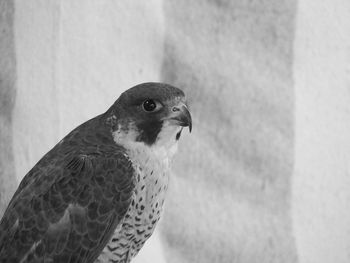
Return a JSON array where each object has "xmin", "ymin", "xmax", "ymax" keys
[
  {"xmin": 0, "ymin": 0, "xmax": 17, "ymax": 216},
  {"xmin": 293, "ymin": 0, "xmax": 350, "ymax": 262},
  {"xmin": 13, "ymin": 0, "xmax": 165, "ymax": 179},
  {"xmin": 160, "ymin": 1, "xmax": 296, "ymax": 262}
]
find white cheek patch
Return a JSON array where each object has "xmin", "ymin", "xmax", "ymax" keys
[
  {"xmin": 112, "ymin": 121, "xmax": 181, "ymax": 168},
  {"xmin": 113, "ymin": 124, "xmax": 139, "ymax": 146},
  {"xmin": 154, "ymin": 121, "xmax": 181, "ymax": 148}
]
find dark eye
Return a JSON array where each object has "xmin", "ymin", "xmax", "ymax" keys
[{"xmin": 142, "ymin": 99, "xmax": 160, "ymax": 112}]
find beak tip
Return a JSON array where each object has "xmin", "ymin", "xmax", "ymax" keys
[{"xmin": 170, "ymin": 103, "xmax": 192, "ymax": 133}]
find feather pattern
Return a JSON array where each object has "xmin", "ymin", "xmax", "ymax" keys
[
  {"xmin": 0, "ymin": 116, "xmax": 136, "ymax": 263},
  {"xmin": 0, "ymin": 82, "xmax": 191, "ymax": 263}
]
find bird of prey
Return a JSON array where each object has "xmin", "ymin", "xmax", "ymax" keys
[{"xmin": 0, "ymin": 82, "xmax": 192, "ymax": 263}]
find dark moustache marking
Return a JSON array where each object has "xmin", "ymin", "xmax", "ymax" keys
[
  {"xmin": 176, "ymin": 129, "xmax": 182, "ymax": 141},
  {"xmin": 136, "ymin": 120, "xmax": 163, "ymax": 145}
]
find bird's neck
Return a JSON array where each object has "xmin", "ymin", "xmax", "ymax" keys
[{"xmin": 112, "ymin": 123, "xmax": 180, "ymax": 171}]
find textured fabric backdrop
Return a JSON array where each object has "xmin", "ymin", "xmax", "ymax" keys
[{"xmin": 0, "ymin": 1, "xmax": 349, "ymax": 263}]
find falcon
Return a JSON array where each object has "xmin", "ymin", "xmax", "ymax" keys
[{"xmin": 0, "ymin": 82, "xmax": 192, "ymax": 263}]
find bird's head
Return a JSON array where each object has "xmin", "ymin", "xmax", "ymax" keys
[{"xmin": 106, "ymin": 83, "xmax": 192, "ymax": 153}]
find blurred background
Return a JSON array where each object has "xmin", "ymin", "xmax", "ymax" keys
[{"xmin": 1, "ymin": 0, "xmax": 350, "ymax": 262}]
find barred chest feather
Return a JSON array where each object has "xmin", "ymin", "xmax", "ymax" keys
[{"xmin": 96, "ymin": 124, "xmax": 180, "ymax": 263}]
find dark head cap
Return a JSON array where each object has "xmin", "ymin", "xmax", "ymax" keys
[{"xmin": 108, "ymin": 82, "xmax": 192, "ymax": 146}]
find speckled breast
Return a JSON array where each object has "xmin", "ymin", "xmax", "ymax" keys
[{"xmin": 96, "ymin": 161, "xmax": 170, "ymax": 263}]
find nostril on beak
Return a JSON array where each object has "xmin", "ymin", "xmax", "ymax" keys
[{"xmin": 172, "ymin": 107, "xmax": 180, "ymax": 112}]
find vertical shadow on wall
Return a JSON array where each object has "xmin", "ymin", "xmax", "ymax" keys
[
  {"xmin": 159, "ymin": 1, "xmax": 298, "ymax": 262},
  {"xmin": 0, "ymin": 0, "xmax": 17, "ymax": 217}
]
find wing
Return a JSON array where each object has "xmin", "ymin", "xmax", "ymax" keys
[{"xmin": 0, "ymin": 148, "xmax": 135, "ymax": 263}]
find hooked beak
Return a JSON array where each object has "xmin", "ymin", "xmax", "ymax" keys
[{"xmin": 168, "ymin": 103, "xmax": 192, "ymax": 132}]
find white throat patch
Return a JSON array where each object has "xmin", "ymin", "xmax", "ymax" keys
[{"xmin": 112, "ymin": 122, "xmax": 181, "ymax": 168}]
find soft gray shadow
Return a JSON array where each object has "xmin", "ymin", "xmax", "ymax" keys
[
  {"xmin": 159, "ymin": 0, "xmax": 298, "ymax": 262},
  {"xmin": 0, "ymin": 0, "xmax": 17, "ymax": 216}
]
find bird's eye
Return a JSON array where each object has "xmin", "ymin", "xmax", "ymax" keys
[{"xmin": 142, "ymin": 99, "xmax": 161, "ymax": 112}]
